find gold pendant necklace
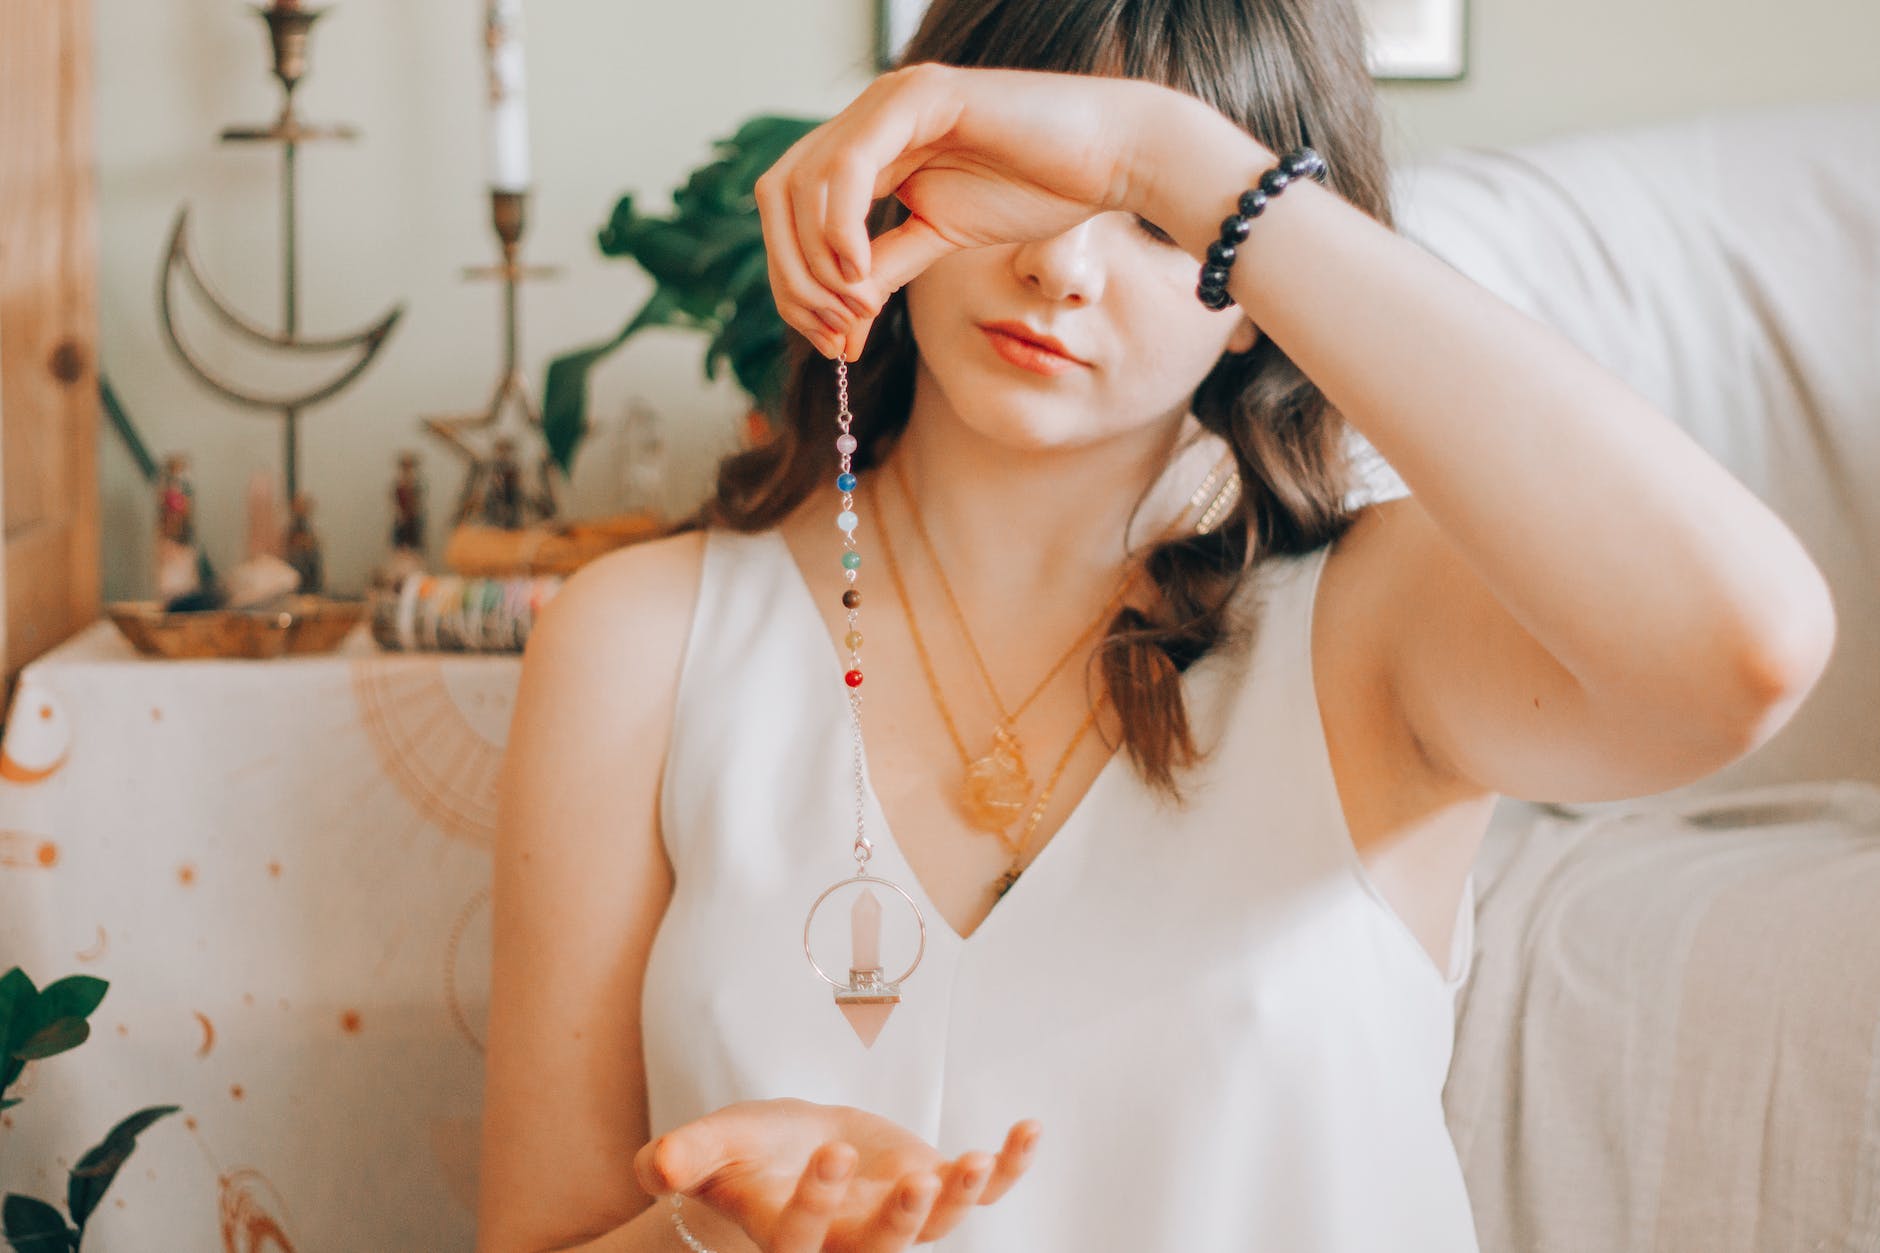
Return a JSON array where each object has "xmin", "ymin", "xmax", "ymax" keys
[
  {"xmin": 872, "ymin": 441, "xmax": 1238, "ymax": 855},
  {"xmin": 962, "ymin": 723, "xmax": 1034, "ymax": 831},
  {"xmin": 885, "ymin": 455, "xmax": 1137, "ymax": 837}
]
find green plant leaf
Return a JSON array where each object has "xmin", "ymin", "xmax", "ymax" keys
[
  {"xmin": 0, "ymin": 1098, "xmax": 19, "ymax": 1112},
  {"xmin": 548, "ymin": 112, "xmax": 826, "ymax": 469},
  {"xmin": 13, "ymin": 1019, "xmax": 88, "ymax": 1063},
  {"xmin": 596, "ymin": 192, "xmax": 640, "ymax": 258},
  {"xmin": 710, "ymin": 308, "xmax": 785, "ymax": 413},
  {"xmin": 2, "ymin": 1194, "xmax": 75, "ymax": 1253},
  {"xmin": 540, "ymin": 287, "xmax": 688, "ymax": 477},
  {"xmin": 0, "ymin": 970, "xmax": 38, "ymax": 1094},
  {"xmin": 34, "ymin": 978, "xmax": 106, "ymax": 1026},
  {"xmin": 672, "ymin": 160, "xmax": 746, "ymax": 218},
  {"xmin": 66, "ymin": 1105, "xmax": 180, "ymax": 1235},
  {"xmin": 623, "ymin": 219, "xmax": 718, "ymax": 288}
]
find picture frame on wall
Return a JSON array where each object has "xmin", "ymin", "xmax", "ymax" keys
[
  {"xmin": 1361, "ymin": 0, "xmax": 1469, "ymax": 81},
  {"xmin": 875, "ymin": 0, "xmax": 1468, "ymax": 82}
]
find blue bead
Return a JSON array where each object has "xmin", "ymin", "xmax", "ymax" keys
[
  {"xmin": 836, "ymin": 510, "xmax": 858, "ymax": 533},
  {"xmin": 837, "ymin": 472, "xmax": 857, "ymax": 492}
]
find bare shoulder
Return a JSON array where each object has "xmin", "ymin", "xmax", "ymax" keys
[
  {"xmin": 532, "ymin": 525, "xmax": 710, "ymax": 669},
  {"xmin": 474, "ymin": 525, "xmax": 708, "ymax": 1253},
  {"xmin": 500, "ymin": 525, "xmax": 711, "ymax": 799}
]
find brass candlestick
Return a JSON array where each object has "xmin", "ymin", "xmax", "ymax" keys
[
  {"xmin": 422, "ymin": 188, "xmax": 563, "ymax": 529},
  {"xmin": 156, "ymin": 0, "xmax": 404, "ymax": 507}
]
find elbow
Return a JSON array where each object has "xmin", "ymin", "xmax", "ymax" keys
[{"xmin": 1723, "ymin": 570, "xmax": 1838, "ymax": 749}]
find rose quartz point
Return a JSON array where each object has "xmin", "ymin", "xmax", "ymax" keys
[
  {"xmin": 851, "ymin": 889, "xmax": 882, "ymax": 970},
  {"xmin": 840, "ymin": 1002, "xmax": 894, "ymax": 1048}
]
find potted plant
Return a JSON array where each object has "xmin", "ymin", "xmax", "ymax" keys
[
  {"xmin": 540, "ymin": 114, "xmax": 824, "ymax": 477},
  {"xmin": 1, "ymin": 968, "xmax": 178, "ymax": 1252}
]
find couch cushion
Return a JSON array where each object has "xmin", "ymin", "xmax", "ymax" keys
[
  {"xmin": 1388, "ymin": 100, "xmax": 1880, "ymax": 806},
  {"xmin": 1442, "ymin": 779, "xmax": 1880, "ymax": 1253}
]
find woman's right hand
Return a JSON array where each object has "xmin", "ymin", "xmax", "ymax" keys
[{"xmin": 633, "ymin": 1097, "xmax": 1041, "ymax": 1251}]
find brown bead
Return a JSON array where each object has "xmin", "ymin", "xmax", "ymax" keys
[{"xmin": 842, "ymin": 588, "xmax": 861, "ymax": 609}]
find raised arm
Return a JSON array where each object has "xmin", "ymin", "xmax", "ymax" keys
[{"xmin": 1131, "ymin": 94, "xmax": 1837, "ymax": 802}]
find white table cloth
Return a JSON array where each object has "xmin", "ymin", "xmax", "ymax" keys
[{"xmin": 0, "ymin": 618, "xmax": 515, "ymax": 1251}]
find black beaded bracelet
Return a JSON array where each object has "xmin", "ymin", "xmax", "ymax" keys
[{"xmin": 1195, "ymin": 146, "xmax": 1329, "ymax": 310}]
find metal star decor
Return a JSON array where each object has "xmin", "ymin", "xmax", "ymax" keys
[{"xmin": 422, "ymin": 373, "xmax": 561, "ymax": 529}]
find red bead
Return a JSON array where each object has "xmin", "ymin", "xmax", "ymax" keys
[{"xmin": 844, "ymin": 669, "xmax": 864, "ymax": 687}]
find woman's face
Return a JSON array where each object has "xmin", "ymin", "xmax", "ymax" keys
[{"xmin": 900, "ymin": 209, "xmax": 1259, "ymax": 454}]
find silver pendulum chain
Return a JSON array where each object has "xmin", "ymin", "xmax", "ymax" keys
[
  {"xmin": 800, "ymin": 356, "xmax": 926, "ymax": 1015},
  {"xmin": 838, "ymin": 360, "xmax": 875, "ymax": 876}
]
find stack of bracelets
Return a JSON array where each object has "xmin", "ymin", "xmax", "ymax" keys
[
  {"xmin": 1195, "ymin": 145, "xmax": 1328, "ymax": 310},
  {"xmin": 368, "ymin": 572, "xmax": 564, "ymax": 653}
]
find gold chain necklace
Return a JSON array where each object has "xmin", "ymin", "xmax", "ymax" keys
[
  {"xmin": 871, "ymin": 473, "xmax": 1112, "ymax": 901},
  {"xmin": 871, "ymin": 472, "xmax": 1112, "ymax": 847},
  {"xmin": 883, "ymin": 448, "xmax": 1237, "ymax": 839},
  {"xmin": 869, "ymin": 446, "xmax": 1239, "ymax": 903},
  {"xmin": 882, "ymin": 459, "xmax": 1128, "ymax": 836}
]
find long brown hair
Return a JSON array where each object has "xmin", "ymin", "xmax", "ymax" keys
[{"xmin": 670, "ymin": 0, "xmax": 1393, "ymax": 802}]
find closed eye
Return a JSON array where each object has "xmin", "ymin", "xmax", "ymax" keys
[{"xmin": 1133, "ymin": 215, "xmax": 1176, "ymax": 245}]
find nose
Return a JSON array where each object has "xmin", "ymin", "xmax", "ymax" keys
[{"xmin": 1011, "ymin": 216, "xmax": 1108, "ymax": 305}]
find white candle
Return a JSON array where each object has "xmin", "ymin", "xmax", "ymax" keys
[{"xmin": 485, "ymin": 0, "xmax": 530, "ymax": 191}]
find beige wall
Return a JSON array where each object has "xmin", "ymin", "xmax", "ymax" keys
[{"xmin": 95, "ymin": 0, "xmax": 1880, "ymax": 600}]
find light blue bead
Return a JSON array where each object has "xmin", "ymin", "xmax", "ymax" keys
[
  {"xmin": 837, "ymin": 472, "xmax": 857, "ymax": 492},
  {"xmin": 836, "ymin": 510, "xmax": 858, "ymax": 533}
]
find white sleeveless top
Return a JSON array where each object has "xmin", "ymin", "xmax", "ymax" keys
[{"xmin": 642, "ymin": 525, "xmax": 1480, "ymax": 1252}]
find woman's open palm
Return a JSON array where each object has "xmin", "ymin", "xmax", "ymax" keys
[
  {"xmin": 753, "ymin": 63, "xmax": 1186, "ymax": 360},
  {"xmin": 635, "ymin": 1096, "xmax": 1041, "ymax": 1251}
]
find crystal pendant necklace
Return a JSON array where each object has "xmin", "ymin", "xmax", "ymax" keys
[{"xmin": 800, "ymin": 359, "xmax": 927, "ymax": 1049}]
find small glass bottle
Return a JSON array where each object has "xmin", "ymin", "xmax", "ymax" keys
[{"xmin": 617, "ymin": 396, "xmax": 668, "ymax": 522}]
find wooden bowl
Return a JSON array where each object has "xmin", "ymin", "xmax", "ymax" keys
[{"xmin": 106, "ymin": 595, "xmax": 368, "ymax": 660}]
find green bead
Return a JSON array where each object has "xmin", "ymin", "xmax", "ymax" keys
[{"xmin": 841, "ymin": 551, "xmax": 862, "ymax": 570}]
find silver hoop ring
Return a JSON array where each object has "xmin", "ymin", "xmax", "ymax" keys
[{"xmin": 802, "ymin": 873, "xmax": 927, "ymax": 989}]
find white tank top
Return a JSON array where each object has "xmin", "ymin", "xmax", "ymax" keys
[{"xmin": 642, "ymin": 525, "xmax": 1480, "ymax": 1251}]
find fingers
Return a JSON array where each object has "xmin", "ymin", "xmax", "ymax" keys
[
  {"xmin": 974, "ymin": 1120, "xmax": 1042, "ymax": 1206},
  {"xmin": 756, "ymin": 167, "xmax": 862, "ymax": 360},
  {"xmin": 852, "ymin": 1169, "xmax": 942, "ymax": 1253},
  {"xmin": 633, "ymin": 1132, "xmax": 693, "ymax": 1197},
  {"xmin": 790, "ymin": 170, "xmax": 872, "ymax": 318},
  {"xmin": 863, "ymin": 210, "xmax": 957, "ymax": 308},
  {"xmin": 914, "ymin": 1152, "xmax": 995, "ymax": 1242},
  {"xmin": 770, "ymin": 1141, "xmax": 857, "ymax": 1253}
]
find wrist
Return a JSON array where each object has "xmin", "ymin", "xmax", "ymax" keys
[{"xmin": 1131, "ymin": 91, "xmax": 1277, "ymax": 267}]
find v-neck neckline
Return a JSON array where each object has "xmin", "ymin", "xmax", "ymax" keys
[{"xmin": 758, "ymin": 525, "xmax": 1139, "ymax": 948}]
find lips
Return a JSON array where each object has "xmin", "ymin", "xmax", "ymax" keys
[{"xmin": 978, "ymin": 320, "xmax": 1090, "ymax": 367}]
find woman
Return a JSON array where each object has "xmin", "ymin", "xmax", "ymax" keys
[{"xmin": 474, "ymin": 3, "xmax": 1835, "ymax": 1251}]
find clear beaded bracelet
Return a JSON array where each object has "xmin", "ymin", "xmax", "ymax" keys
[
  {"xmin": 669, "ymin": 1192, "xmax": 716, "ymax": 1251},
  {"xmin": 1195, "ymin": 145, "xmax": 1328, "ymax": 310}
]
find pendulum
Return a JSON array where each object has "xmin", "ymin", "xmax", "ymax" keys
[{"xmin": 801, "ymin": 357, "xmax": 928, "ymax": 1048}]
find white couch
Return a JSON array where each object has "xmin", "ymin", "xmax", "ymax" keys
[{"xmin": 1392, "ymin": 101, "xmax": 1880, "ymax": 1252}]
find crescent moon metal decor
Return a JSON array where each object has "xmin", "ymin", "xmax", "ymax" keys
[{"xmin": 158, "ymin": 207, "xmax": 403, "ymax": 414}]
